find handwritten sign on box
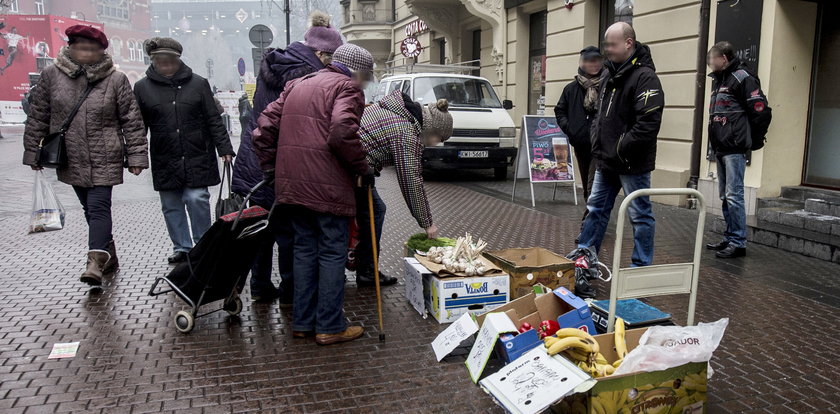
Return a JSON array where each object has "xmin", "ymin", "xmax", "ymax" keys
[
  {"xmin": 465, "ymin": 313, "xmax": 517, "ymax": 383},
  {"xmin": 431, "ymin": 313, "xmax": 479, "ymax": 361},
  {"xmin": 480, "ymin": 347, "xmax": 594, "ymax": 414}
]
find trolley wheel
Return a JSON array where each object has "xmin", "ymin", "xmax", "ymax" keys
[
  {"xmin": 174, "ymin": 311, "xmax": 194, "ymax": 333},
  {"xmin": 224, "ymin": 296, "xmax": 243, "ymax": 316}
]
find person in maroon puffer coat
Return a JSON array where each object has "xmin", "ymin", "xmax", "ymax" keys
[{"xmin": 252, "ymin": 43, "xmax": 374, "ymax": 346}]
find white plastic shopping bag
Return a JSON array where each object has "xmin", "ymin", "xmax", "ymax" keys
[
  {"xmin": 613, "ymin": 318, "xmax": 729, "ymax": 377},
  {"xmin": 29, "ymin": 170, "xmax": 66, "ymax": 234}
]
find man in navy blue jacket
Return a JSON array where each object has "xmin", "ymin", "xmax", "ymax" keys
[{"xmin": 231, "ymin": 11, "xmax": 342, "ymax": 303}]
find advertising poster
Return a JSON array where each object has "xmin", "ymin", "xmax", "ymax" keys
[
  {"xmin": 0, "ymin": 15, "xmax": 102, "ymax": 123},
  {"xmin": 522, "ymin": 115, "xmax": 575, "ymax": 183}
]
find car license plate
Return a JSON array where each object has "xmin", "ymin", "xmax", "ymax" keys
[{"xmin": 458, "ymin": 150, "xmax": 489, "ymax": 158}]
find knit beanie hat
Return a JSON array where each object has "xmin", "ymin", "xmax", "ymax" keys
[
  {"xmin": 303, "ymin": 11, "xmax": 343, "ymax": 54},
  {"xmin": 422, "ymin": 99, "xmax": 453, "ymax": 141},
  {"xmin": 332, "ymin": 43, "xmax": 374, "ymax": 74},
  {"xmin": 144, "ymin": 37, "xmax": 183, "ymax": 57}
]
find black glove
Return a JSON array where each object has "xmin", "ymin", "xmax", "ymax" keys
[{"xmin": 359, "ymin": 169, "xmax": 376, "ymax": 188}]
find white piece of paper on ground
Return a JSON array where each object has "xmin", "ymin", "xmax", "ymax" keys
[
  {"xmin": 480, "ymin": 347, "xmax": 596, "ymax": 414},
  {"xmin": 48, "ymin": 342, "xmax": 80, "ymax": 359},
  {"xmin": 432, "ymin": 313, "xmax": 479, "ymax": 361},
  {"xmin": 465, "ymin": 313, "xmax": 518, "ymax": 383}
]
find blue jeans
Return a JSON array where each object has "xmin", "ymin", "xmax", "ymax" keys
[
  {"xmin": 354, "ymin": 186, "xmax": 386, "ymax": 275},
  {"xmin": 249, "ymin": 213, "xmax": 294, "ymax": 298},
  {"xmin": 577, "ymin": 170, "xmax": 655, "ymax": 266},
  {"xmin": 716, "ymin": 153, "xmax": 747, "ymax": 248},
  {"xmin": 159, "ymin": 187, "xmax": 212, "ymax": 253},
  {"xmin": 289, "ymin": 206, "xmax": 350, "ymax": 334}
]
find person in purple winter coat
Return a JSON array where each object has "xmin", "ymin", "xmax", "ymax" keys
[{"xmin": 231, "ymin": 11, "xmax": 342, "ymax": 303}]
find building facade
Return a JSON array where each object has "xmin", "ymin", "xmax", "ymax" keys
[{"xmin": 345, "ymin": 0, "xmax": 839, "ymax": 211}]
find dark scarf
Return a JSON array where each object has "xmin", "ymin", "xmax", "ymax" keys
[{"xmin": 575, "ymin": 67, "xmax": 602, "ymax": 114}]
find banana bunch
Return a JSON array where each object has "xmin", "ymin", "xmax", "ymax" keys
[
  {"xmin": 590, "ymin": 389, "xmax": 632, "ymax": 414},
  {"xmin": 613, "ymin": 317, "xmax": 628, "ymax": 369},
  {"xmin": 543, "ymin": 328, "xmax": 617, "ymax": 378}
]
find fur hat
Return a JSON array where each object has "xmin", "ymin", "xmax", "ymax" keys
[
  {"xmin": 332, "ymin": 43, "xmax": 374, "ymax": 74},
  {"xmin": 303, "ymin": 11, "xmax": 343, "ymax": 54},
  {"xmin": 144, "ymin": 37, "xmax": 183, "ymax": 57},
  {"xmin": 422, "ymin": 99, "xmax": 453, "ymax": 140},
  {"xmin": 66, "ymin": 25, "xmax": 108, "ymax": 49}
]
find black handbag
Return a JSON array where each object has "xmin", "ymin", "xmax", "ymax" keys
[
  {"xmin": 36, "ymin": 82, "xmax": 97, "ymax": 169},
  {"xmin": 215, "ymin": 160, "xmax": 245, "ymax": 219}
]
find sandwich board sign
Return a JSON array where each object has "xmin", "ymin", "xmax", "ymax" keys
[{"xmin": 512, "ymin": 115, "xmax": 578, "ymax": 207}]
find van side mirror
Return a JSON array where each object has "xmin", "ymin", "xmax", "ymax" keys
[{"xmin": 503, "ymin": 100, "xmax": 513, "ymax": 110}]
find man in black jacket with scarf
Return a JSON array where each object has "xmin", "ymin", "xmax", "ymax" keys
[
  {"xmin": 573, "ymin": 23, "xmax": 664, "ymax": 297},
  {"xmin": 134, "ymin": 37, "xmax": 235, "ymax": 264},
  {"xmin": 555, "ymin": 46, "xmax": 604, "ymax": 200}
]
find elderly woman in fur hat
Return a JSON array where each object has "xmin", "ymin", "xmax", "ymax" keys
[
  {"xmin": 23, "ymin": 25, "xmax": 148, "ymax": 287},
  {"xmin": 354, "ymin": 90, "xmax": 453, "ymax": 286},
  {"xmin": 134, "ymin": 37, "xmax": 235, "ymax": 265}
]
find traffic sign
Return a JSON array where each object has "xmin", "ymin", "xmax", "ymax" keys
[
  {"xmin": 237, "ymin": 58, "xmax": 246, "ymax": 76},
  {"xmin": 249, "ymin": 24, "xmax": 273, "ymax": 48}
]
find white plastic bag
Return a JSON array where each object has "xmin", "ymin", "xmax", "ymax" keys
[
  {"xmin": 613, "ymin": 318, "xmax": 729, "ymax": 377},
  {"xmin": 29, "ymin": 170, "xmax": 65, "ymax": 234}
]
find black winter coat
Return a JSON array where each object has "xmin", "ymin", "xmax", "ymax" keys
[
  {"xmin": 708, "ymin": 58, "xmax": 771, "ymax": 155},
  {"xmin": 134, "ymin": 64, "xmax": 234, "ymax": 191},
  {"xmin": 554, "ymin": 69, "xmax": 601, "ymax": 149},
  {"xmin": 591, "ymin": 43, "xmax": 664, "ymax": 174}
]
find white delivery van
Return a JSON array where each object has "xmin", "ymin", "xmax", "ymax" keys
[{"xmin": 373, "ymin": 73, "xmax": 517, "ymax": 179}]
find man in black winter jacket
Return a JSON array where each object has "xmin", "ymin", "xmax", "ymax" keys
[
  {"xmin": 134, "ymin": 37, "xmax": 235, "ymax": 264},
  {"xmin": 705, "ymin": 41, "xmax": 771, "ymax": 259},
  {"xmin": 555, "ymin": 46, "xmax": 603, "ymax": 199},
  {"xmin": 575, "ymin": 22, "xmax": 664, "ymax": 280}
]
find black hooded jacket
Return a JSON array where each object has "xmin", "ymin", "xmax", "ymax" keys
[
  {"xmin": 134, "ymin": 63, "xmax": 234, "ymax": 191},
  {"xmin": 590, "ymin": 43, "xmax": 664, "ymax": 174},
  {"xmin": 708, "ymin": 57, "xmax": 771, "ymax": 155},
  {"xmin": 230, "ymin": 42, "xmax": 324, "ymax": 208}
]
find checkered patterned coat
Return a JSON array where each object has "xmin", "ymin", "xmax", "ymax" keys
[{"xmin": 359, "ymin": 90, "xmax": 432, "ymax": 228}]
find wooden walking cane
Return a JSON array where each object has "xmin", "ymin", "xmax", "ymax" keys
[{"xmin": 367, "ymin": 187, "xmax": 386, "ymax": 341}]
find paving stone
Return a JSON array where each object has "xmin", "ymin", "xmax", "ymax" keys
[{"xmin": 2, "ymin": 125, "xmax": 840, "ymax": 413}]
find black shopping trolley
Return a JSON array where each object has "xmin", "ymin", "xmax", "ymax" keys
[{"xmin": 149, "ymin": 180, "xmax": 274, "ymax": 333}]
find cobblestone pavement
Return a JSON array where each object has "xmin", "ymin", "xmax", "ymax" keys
[{"xmin": 2, "ymin": 125, "xmax": 840, "ymax": 414}]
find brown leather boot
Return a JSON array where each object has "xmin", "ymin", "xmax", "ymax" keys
[
  {"xmin": 80, "ymin": 250, "xmax": 110, "ymax": 286},
  {"xmin": 103, "ymin": 240, "xmax": 119, "ymax": 274},
  {"xmin": 315, "ymin": 326, "xmax": 364, "ymax": 345}
]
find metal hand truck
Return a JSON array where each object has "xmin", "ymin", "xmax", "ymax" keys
[{"xmin": 605, "ymin": 188, "xmax": 706, "ymax": 332}]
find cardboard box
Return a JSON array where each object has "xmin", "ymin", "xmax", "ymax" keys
[
  {"xmin": 404, "ymin": 257, "xmax": 510, "ymax": 324},
  {"xmin": 484, "ymin": 247, "xmax": 575, "ymax": 299},
  {"xmin": 477, "ymin": 286, "xmax": 597, "ymax": 363},
  {"xmin": 552, "ymin": 328, "xmax": 709, "ymax": 414}
]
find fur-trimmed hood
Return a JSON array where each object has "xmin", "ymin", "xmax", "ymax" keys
[{"xmin": 55, "ymin": 46, "xmax": 116, "ymax": 83}]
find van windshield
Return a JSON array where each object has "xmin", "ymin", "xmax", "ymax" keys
[{"xmin": 413, "ymin": 77, "xmax": 503, "ymax": 108}]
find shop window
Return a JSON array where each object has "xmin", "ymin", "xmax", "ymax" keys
[
  {"xmin": 437, "ymin": 38, "xmax": 446, "ymax": 64},
  {"xmin": 600, "ymin": 0, "xmax": 634, "ymax": 34},
  {"xmin": 528, "ymin": 11, "xmax": 547, "ymax": 115},
  {"xmin": 804, "ymin": 1, "xmax": 840, "ymax": 187}
]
